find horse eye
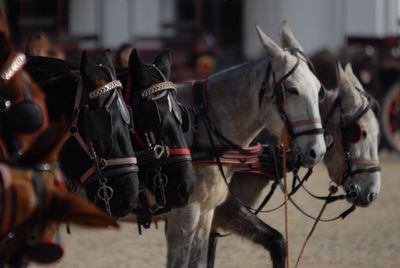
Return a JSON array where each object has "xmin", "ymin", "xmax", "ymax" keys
[
  {"xmin": 319, "ymin": 86, "xmax": 326, "ymax": 101},
  {"xmin": 286, "ymin": 87, "xmax": 299, "ymax": 95},
  {"xmin": 362, "ymin": 130, "xmax": 367, "ymax": 139}
]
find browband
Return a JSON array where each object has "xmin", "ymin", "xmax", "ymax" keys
[
  {"xmin": 141, "ymin": 81, "xmax": 177, "ymax": 98},
  {"xmin": 0, "ymin": 53, "xmax": 27, "ymax": 82},
  {"xmin": 89, "ymin": 80, "xmax": 122, "ymax": 99}
]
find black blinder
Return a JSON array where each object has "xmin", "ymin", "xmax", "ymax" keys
[
  {"xmin": 7, "ymin": 101, "xmax": 44, "ymax": 133},
  {"xmin": 170, "ymin": 94, "xmax": 182, "ymax": 125},
  {"xmin": 81, "ymin": 106, "xmax": 113, "ymax": 141},
  {"xmin": 141, "ymin": 100, "xmax": 161, "ymax": 129},
  {"xmin": 178, "ymin": 103, "xmax": 191, "ymax": 133},
  {"xmin": 116, "ymin": 90, "xmax": 131, "ymax": 125},
  {"xmin": 343, "ymin": 122, "xmax": 362, "ymax": 144}
]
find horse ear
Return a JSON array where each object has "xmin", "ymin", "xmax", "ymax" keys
[
  {"xmin": 344, "ymin": 63, "xmax": 364, "ymax": 90},
  {"xmin": 97, "ymin": 49, "xmax": 117, "ymax": 79},
  {"xmin": 255, "ymin": 24, "xmax": 285, "ymax": 63},
  {"xmin": 17, "ymin": 118, "xmax": 66, "ymax": 166},
  {"xmin": 48, "ymin": 189, "xmax": 119, "ymax": 228},
  {"xmin": 128, "ymin": 48, "xmax": 147, "ymax": 83},
  {"xmin": 336, "ymin": 61, "xmax": 361, "ymax": 108},
  {"xmin": 280, "ymin": 20, "xmax": 304, "ymax": 52},
  {"xmin": 153, "ymin": 49, "xmax": 172, "ymax": 80}
]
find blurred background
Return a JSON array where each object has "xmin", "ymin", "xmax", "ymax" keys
[{"xmin": 1, "ymin": 0, "xmax": 400, "ymax": 152}]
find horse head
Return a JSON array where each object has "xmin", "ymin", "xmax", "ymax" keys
[
  {"xmin": 322, "ymin": 63, "xmax": 381, "ymax": 207},
  {"xmin": 256, "ymin": 22, "xmax": 326, "ymax": 168},
  {"xmin": 0, "ymin": 119, "xmax": 118, "ymax": 266},
  {"xmin": 126, "ymin": 49, "xmax": 195, "ymax": 210},
  {"xmin": 59, "ymin": 50, "xmax": 139, "ymax": 217}
]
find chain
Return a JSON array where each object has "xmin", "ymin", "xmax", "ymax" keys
[
  {"xmin": 97, "ymin": 175, "xmax": 113, "ymax": 216},
  {"xmin": 153, "ymin": 167, "xmax": 168, "ymax": 206}
]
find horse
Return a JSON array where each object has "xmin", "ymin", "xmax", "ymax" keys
[
  {"xmin": 164, "ymin": 22, "xmax": 326, "ymax": 268},
  {"xmin": 27, "ymin": 49, "xmax": 196, "ymax": 218},
  {"xmin": 0, "ymin": 13, "xmax": 48, "ymax": 158},
  {"xmin": 0, "ymin": 119, "xmax": 118, "ymax": 267},
  {"xmin": 207, "ymin": 62, "xmax": 381, "ymax": 267},
  {"xmin": 122, "ymin": 49, "xmax": 195, "ymax": 226},
  {"xmin": 36, "ymin": 50, "xmax": 140, "ymax": 217}
]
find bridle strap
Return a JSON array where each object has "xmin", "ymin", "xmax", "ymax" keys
[
  {"xmin": 141, "ymin": 81, "xmax": 177, "ymax": 99},
  {"xmin": 63, "ymin": 79, "xmax": 138, "ymax": 186},
  {"xmin": 0, "ymin": 163, "xmax": 13, "ymax": 236},
  {"xmin": 80, "ymin": 157, "xmax": 138, "ymax": 185},
  {"xmin": 89, "ymin": 80, "xmax": 122, "ymax": 99},
  {"xmin": 0, "ymin": 53, "xmax": 26, "ymax": 83}
]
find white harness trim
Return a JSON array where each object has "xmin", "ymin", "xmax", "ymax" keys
[
  {"xmin": 0, "ymin": 53, "xmax": 26, "ymax": 82},
  {"xmin": 89, "ymin": 80, "xmax": 122, "ymax": 99},
  {"xmin": 141, "ymin": 81, "xmax": 177, "ymax": 98}
]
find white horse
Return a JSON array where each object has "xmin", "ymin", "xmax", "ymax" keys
[
  {"xmin": 209, "ymin": 62, "xmax": 381, "ymax": 267},
  {"xmin": 166, "ymin": 22, "xmax": 326, "ymax": 268}
]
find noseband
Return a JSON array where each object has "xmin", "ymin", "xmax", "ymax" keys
[
  {"xmin": 127, "ymin": 65, "xmax": 191, "ymax": 214},
  {"xmin": 62, "ymin": 79, "xmax": 138, "ymax": 215},
  {"xmin": 323, "ymin": 89, "xmax": 381, "ymax": 186}
]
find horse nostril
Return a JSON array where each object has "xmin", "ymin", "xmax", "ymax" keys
[
  {"xmin": 368, "ymin": 192, "xmax": 377, "ymax": 203},
  {"xmin": 308, "ymin": 149, "xmax": 316, "ymax": 159}
]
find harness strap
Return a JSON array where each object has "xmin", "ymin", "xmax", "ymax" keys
[{"xmin": 79, "ymin": 157, "xmax": 138, "ymax": 184}]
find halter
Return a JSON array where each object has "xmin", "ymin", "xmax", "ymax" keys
[
  {"xmin": 323, "ymin": 89, "xmax": 381, "ymax": 186},
  {"xmin": 260, "ymin": 49, "xmax": 324, "ymax": 139},
  {"xmin": 126, "ymin": 64, "xmax": 191, "ymax": 221},
  {"xmin": 62, "ymin": 79, "xmax": 138, "ymax": 215}
]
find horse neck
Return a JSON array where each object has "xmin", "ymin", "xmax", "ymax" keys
[
  {"xmin": 199, "ymin": 58, "xmax": 276, "ymax": 147},
  {"xmin": 320, "ymin": 89, "xmax": 339, "ymax": 123}
]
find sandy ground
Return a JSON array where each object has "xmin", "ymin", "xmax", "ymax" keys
[{"xmin": 33, "ymin": 151, "xmax": 400, "ymax": 268}]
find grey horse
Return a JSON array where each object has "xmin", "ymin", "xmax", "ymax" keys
[
  {"xmin": 166, "ymin": 22, "xmax": 326, "ymax": 268},
  {"xmin": 208, "ymin": 62, "xmax": 381, "ymax": 267}
]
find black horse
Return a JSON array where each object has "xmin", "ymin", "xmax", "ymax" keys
[
  {"xmin": 122, "ymin": 49, "xmax": 195, "ymax": 223},
  {"xmin": 39, "ymin": 50, "xmax": 139, "ymax": 217}
]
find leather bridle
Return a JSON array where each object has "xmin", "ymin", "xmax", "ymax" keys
[
  {"xmin": 259, "ymin": 49, "xmax": 324, "ymax": 141},
  {"xmin": 61, "ymin": 79, "xmax": 138, "ymax": 215},
  {"xmin": 126, "ymin": 65, "xmax": 191, "ymax": 217},
  {"xmin": 323, "ymin": 89, "xmax": 381, "ymax": 187}
]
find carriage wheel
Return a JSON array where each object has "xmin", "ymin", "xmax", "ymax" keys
[{"xmin": 381, "ymin": 83, "xmax": 400, "ymax": 152}]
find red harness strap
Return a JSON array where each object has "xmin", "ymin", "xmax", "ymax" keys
[
  {"xmin": 192, "ymin": 143, "xmax": 262, "ymax": 166},
  {"xmin": 169, "ymin": 148, "xmax": 191, "ymax": 156}
]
